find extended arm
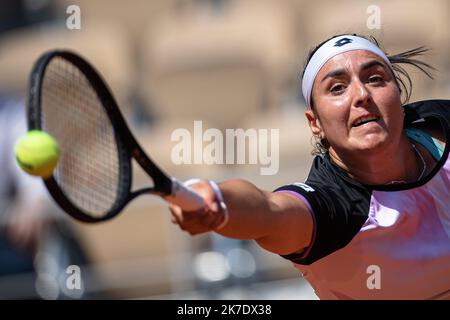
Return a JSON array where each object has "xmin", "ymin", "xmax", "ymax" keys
[{"xmin": 169, "ymin": 179, "xmax": 313, "ymax": 255}]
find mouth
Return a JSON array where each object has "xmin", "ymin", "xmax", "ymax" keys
[{"xmin": 351, "ymin": 114, "xmax": 381, "ymax": 128}]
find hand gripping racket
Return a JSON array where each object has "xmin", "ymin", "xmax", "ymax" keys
[{"xmin": 27, "ymin": 50, "xmax": 205, "ymax": 223}]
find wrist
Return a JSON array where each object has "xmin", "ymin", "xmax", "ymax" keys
[
  {"xmin": 208, "ymin": 180, "xmax": 229, "ymax": 230},
  {"xmin": 183, "ymin": 178, "xmax": 229, "ymax": 230}
]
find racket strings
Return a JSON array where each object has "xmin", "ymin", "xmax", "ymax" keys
[{"xmin": 41, "ymin": 57, "xmax": 122, "ymax": 217}]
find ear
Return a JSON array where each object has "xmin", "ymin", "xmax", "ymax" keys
[{"xmin": 305, "ymin": 109, "xmax": 324, "ymax": 138}]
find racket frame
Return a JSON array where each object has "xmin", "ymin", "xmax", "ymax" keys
[{"xmin": 28, "ymin": 50, "xmax": 174, "ymax": 222}]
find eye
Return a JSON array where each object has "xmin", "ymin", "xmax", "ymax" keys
[
  {"xmin": 368, "ymin": 75, "xmax": 383, "ymax": 84},
  {"xmin": 330, "ymin": 83, "xmax": 346, "ymax": 94}
]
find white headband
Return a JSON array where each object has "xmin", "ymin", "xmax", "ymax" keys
[{"xmin": 302, "ymin": 35, "xmax": 392, "ymax": 107}]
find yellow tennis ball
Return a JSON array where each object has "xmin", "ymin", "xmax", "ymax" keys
[{"xmin": 15, "ymin": 130, "xmax": 60, "ymax": 178}]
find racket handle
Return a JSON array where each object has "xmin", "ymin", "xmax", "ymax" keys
[{"xmin": 166, "ymin": 178, "xmax": 206, "ymax": 211}]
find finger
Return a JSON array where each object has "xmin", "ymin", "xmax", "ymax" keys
[
  {"xmin": 188, "ymin": 180, "xmax": 217, "ymax": 207},
  {"xmin": 183, "ymin": 180, "xmax": 222, "ymax": 216},
  {"xmin": 185, "ymin": 225, "xmax": 212, "ymax": 235},
  {"xmin": 171, "ymin": 215, "xmax": 182, "ymax": 226},
  {"xmin": 181, "ymin": 210, "xmax": 221, "ymax": 232},
  {"xmin": 168, "ymin": 204, "xmax": 183, "ymax": 223}
]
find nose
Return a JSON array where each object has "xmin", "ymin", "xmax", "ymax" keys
[{"xmin": 352, "ymin": 80, "xmax": 371, "ymax": 107}]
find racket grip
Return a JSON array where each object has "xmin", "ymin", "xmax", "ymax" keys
[{"xmin": 166, "ymin": 178, "xmax": 206, "ymax": 211}]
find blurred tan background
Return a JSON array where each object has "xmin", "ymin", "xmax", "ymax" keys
[{"xmin": 0, "ymin": 0, "xmax": 448, "ymax": 299}]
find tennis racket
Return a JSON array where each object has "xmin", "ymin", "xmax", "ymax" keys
[{"xmin": 27, "ymin": 50, "xmax": 205, "ymax": 223}]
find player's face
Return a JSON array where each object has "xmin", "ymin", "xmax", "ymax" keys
[{"xmin": 306, "ymin": 50, "xmax": 403, "ymax": 156}]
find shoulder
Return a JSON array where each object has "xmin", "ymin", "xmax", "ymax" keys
[
  {"xmin": 274, "ymin": 155, "xmax": 345, "ymax": 206},
  {"xmin": 404, "ymin": 99, "xmax": 450, "ymax": 146},
  {"xmin": 404, "ymin": 99, "xmax": 450, "ymax": 128},
  {"xmin": 274, "ymin": 155, "xmax": 372, "ymax": 265}
]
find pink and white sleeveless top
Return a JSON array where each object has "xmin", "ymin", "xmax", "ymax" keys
[{"xmin": 275, "ymin": 100, "xmax": 450, "ymax": 299}]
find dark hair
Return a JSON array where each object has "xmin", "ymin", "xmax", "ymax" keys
[{"xmin": 304, "ymin": 33, "xmax": 435, "ymax": 155}]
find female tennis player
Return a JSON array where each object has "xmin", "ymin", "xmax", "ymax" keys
[{"xmin": 169, "ymin": 34, "xmax": 450, "ymax": 299}]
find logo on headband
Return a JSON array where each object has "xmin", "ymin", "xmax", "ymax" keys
[{"xmin": 334, "ymin": 37, "xmax": 353, "ymax": 47}]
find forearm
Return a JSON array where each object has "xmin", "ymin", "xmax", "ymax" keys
[
  {"xmin": 215, "ymin": 179, "xmax": 278, "ymax": 240},
  {"xmin": 214, "ymin": 179, "xmax": 313, "ymax": 255},
  {"xmin": 170, "ymin": 178, "xmax": 313, "ymax": 255}
]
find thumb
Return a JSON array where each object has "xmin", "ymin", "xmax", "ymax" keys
[{"xmin": 184, "ymin": 179, "xmax": 218, "ymax": 212}]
